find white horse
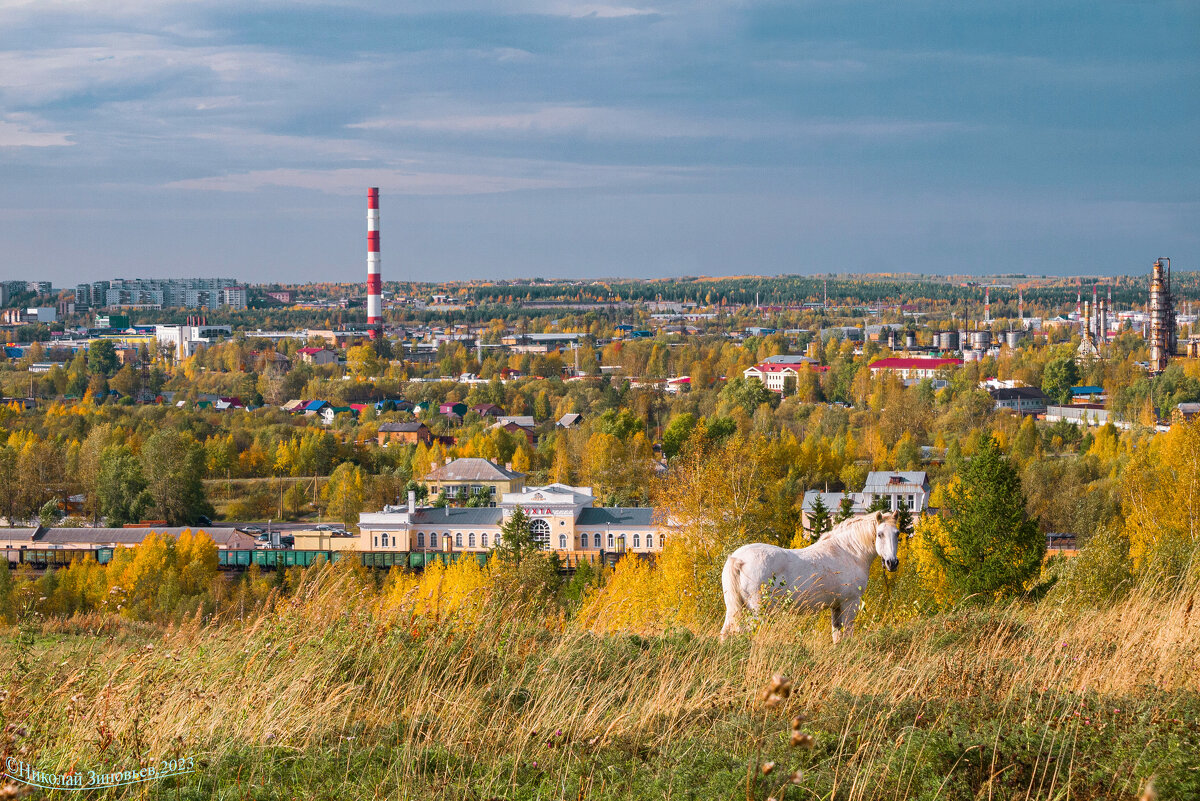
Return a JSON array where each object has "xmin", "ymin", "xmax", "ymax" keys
[{"xmin": 720, "ymin": 511, "xmax": 900, "ymax": 643}]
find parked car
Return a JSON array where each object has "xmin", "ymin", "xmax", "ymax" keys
[{"xmin": 241, "ymin": 526, "xmax": 264, "ymax": 535}]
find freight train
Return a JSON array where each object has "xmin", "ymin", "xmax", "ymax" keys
[{"xmin": 2, "ymin": 548, "xmax": 489, "ymax": 571}]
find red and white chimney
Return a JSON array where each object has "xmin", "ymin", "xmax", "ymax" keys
[{"xmin": 367, "ymin": 187, "xmax": 382, "ymax": 340}]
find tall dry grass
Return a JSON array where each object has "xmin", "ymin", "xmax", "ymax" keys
[{"xmin": 2, "ymin": 559, "xmax": 1198, "ymax": 799}]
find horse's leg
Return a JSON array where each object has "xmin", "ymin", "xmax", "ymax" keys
[
  {"xmin": 837, "ymin": 600, "xmax": 861, "ymax": 642},
  {"xmin": 719, "ymin": 611, "xmax": 740, "ymax": 642},
  {"xmin": 830, "ymin": 603, "xmax": 843, "ymax": 644}
]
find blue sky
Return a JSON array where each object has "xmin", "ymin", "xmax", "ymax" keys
[{"xmin": 1, "ymin": 0, "xmax": 1196, "ymax": 285}]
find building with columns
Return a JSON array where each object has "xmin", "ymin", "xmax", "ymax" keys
[{"xmin": 358, "ymin": 483, "xmax": 661, "ymax": 560}]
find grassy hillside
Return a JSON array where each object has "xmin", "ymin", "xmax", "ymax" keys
[{"xmin": 1, "ymin": 563, "xmax": 1197, "ymax": 800}]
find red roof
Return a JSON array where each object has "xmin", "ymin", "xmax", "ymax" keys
[
  {"xmin": 297, "ymin": 347, "xmax": 326, "ymax": 355},
  {"xmin": 869, "ymin": 357, "xmax": 962, "ymax": 370},
  {"xmin": 748, "ymin": 362, "xmax": 825, "ymax": 373}
]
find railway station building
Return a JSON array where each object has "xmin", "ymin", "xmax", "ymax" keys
[{"xmin": 358, "ymin": 483, "xmax": 661, "ymax": 562}]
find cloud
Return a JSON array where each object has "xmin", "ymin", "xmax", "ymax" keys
[
  {"xmin": 351, "ymin": 104, "xmax": 966, "ymax": 142},
  {"xmin": 0, "ymin": 115, "xmax": 73, "ymax": 147},
  {"xmin": 553, "ymin": 3, "xmax": 660, "ymax": 18},
  {"xmin": 165, "ymin": 159, "xmax": 693, "ymax": 195}
]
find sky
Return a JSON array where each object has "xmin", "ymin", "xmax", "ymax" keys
[{"xmin": 0, "ymin": 0, "xmax": 1197, "ymax": 286}]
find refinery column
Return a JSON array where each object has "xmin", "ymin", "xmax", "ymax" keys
[{"xmin": 367, "ymin": 187, "xmax": 382, "ymax": 340}]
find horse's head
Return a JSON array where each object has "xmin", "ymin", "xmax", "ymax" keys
[{"xmin": 873, "ymin": 511, "xmax": 900, "ymax": 572}]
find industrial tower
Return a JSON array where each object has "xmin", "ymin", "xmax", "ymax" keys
[
  {"xmin": 1149, "ymin": 257, "xmax": 1175, "ymax": 373},
  {"xmin": 366, "ymin": 187, "xmax": 382, "ymax": 340}
]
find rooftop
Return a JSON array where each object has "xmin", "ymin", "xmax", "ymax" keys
[
  {"xmin": 36, "ymin": 526, "xmax": 247, "ymax": 547},
  {"xmin": 869, "ymin": 357, "xmax": 963, "ymax": 370},
  {"xmin": 425, "ymin": 458, "xmax": 524, "ymax": 482},
  {"xmin": 576, "ymin": 507, "xmax": 655, "ymax": 527},
  {"xmin": 378, "ymin": 421, "xmax": 427, "ymax": 433}
]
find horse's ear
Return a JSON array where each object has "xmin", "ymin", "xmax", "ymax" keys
[{"xmin": 875, "ymin": 511, "xmax": 884, "ymax": 523}]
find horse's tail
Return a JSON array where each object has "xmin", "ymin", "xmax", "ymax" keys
[
  {"xmin": 720, "ymin": 555, "xmax": 747, "ymax": 641},
  {"xmin": 723, "ymin": 556, "xmax": 746, "ymax": 606}
]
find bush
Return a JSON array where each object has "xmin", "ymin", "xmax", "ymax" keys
[{"xmin": 1046, "ymin": 525, "xmax": 1133, "ymax": 607}]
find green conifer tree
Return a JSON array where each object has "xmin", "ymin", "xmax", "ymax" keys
[
  {"xmin": 929, "ymin": 435, "xmax": 1044, "ymax": 601},
  {"xmin": 806, "ymin": 496, "xmax": 833, "ymax": 540}
]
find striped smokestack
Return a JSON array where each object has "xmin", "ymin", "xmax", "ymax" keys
[{"xmin": 367, "ymin": 187, "xmax": 382, "ymax": 340}]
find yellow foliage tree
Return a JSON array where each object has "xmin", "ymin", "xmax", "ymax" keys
[{"xmin": 1123, "ymin": 418, "xmax": 1200, "ymax": 572}]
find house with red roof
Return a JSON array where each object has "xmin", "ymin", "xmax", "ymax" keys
[
  {"xmin": 743, "ymin": 355, "xmax": 825, "ymax": 393},
  {"xmin": 868, "ymin": 357, "xmax": 962, "ymax": 380},
  {"xmin": 296, "ymin": 347, "xmax": 337, "ymax": 365}
]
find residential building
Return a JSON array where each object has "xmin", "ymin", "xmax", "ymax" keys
[
  {"xmin": 868, "ymin": 357, "xmax": 962, "ymax": 380},
  {"xmin": 439, "ymin": 401, "xmax": 468, "ymax": 421},
  {"xmin": 297, "ymin": 347, "xmax": 338, "ymax": 365},
  {"xmin": 800, "ymin": 491, "xmax": 867, "ymax": 528},
  {"xmin": 862, "ymin": 471, "xmax": 930, "ymax": 514},
  {"xmin": 377, "ymin": 422, "xmax": 433, "ymax": 446},
  {"xmin": 358, "ymin": 483, "xmax": 660, "ymax": 558},
  {"xmin": 743, "ymin": 356, "xmax": 822, "ymax": 393},
  {"xmin": 321, "ymin": 406, "xmax": 356, "ymax": 425},
  {"xmin": 989, "ymin": 386, "xmax": 1049, "ymax": 415},
  {"xmin": 267, "ymin": 290, "xmax": 294, "ymax": 304},
  {"xmin": 470, "ymin": 403, "xmax": 503, "ymax": 418},
  {"xmin": 221, "ymin": 286, "xmax": 248, "ymax": 309},
  {"xmin": 424, "ymin": 457, "xmax": 526, "ymax": 500},
  {"xmin": 557, "ymin": 412, "xmax": 583, "ymax": 428},
  {"xmin": 491, "ymin": 418, "xmax": 537, "ymax": 444},
  {"xmin": 97, "ymin": 278, "xmax": 239, "ymax": 308},
  {"xmin": 306, "ymin": 329, "xmax": 366, "ymax": 348},
  {"xmin": 801, "ymin": 471, "xmax": 930, "ymax": 527}
]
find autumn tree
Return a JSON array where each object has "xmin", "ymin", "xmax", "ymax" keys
[
  {"xmin": 1122, "ymin": 417, "xmax": 1200, "ymax": 576},
  {"xmin": 88, "ymin": 340, "xmax": 119, "ymax": 376},
  {"xmin": 323, "ymin": 462, "xmax": 369, "ymax": 530},
  {"xmin": 142, "ymin": 429, "xmax": 213, "ymax": 525},
  {"xmin": 96, "ymin": 445, "xmax": 151, "ymax": 526},
  {"xmin": 1041, "ymin": 355, "xmax": 1079, "ymax": 406}
]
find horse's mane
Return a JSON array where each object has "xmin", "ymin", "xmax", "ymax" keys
[{"xmin": 818, "ymin": 511, "xmax": 895, "ymax": 545}]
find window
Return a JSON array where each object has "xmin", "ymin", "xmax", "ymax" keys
[
  {"xmin": 373, "ymin": 536, "xmax": 378, "ymax": 548},
  {"xmin": 468, "ymin": 533, "xmax": 476, "ymax": 547},
  {"xmin": 529, "ymin": 518, "xmax": 551, "ymax": 549},
  {"xmin": 443, "ymin": 533, "xmax": 451, "ymax": 551},
  {"xmin": 417, "ymin": 532, "xmax": 425, "ymax": 548},
  {"xmin": 633, "ymin": 534, "xmax": 641, "ymax": 548},
  {"xmin": 646, "ymin": 533, "xmax": 654, "ymax": 549},
  {"xmin": 607, "ymin": 533, "xmax": 614, "ymax": 549},
  {"xmin": 481, "ymin": 533, "xmax": 488, "ymax": 548},
  {"xmin": 580, "ymin": 534, "xmax": 588, "ymax": 549},
  {"xmin": 455, "ymin": 533, "xmax": 462, "ymax": 547},
  {"xmin": 559, "ymin": 534, "xmax": 567, "ymax": 549},
  {"xmin": 594, "ymin": 533, "xmax": 601, "ymax": 548},
  {"xmin": 382, "ymin": 533, "xmax": 389, "ymax": 548}
]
